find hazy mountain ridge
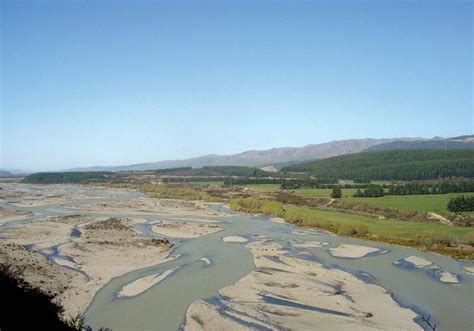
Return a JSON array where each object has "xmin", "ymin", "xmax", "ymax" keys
[
  {"xmin": 365, "ymin": 135, "xmax": 474, "ymax": 152},
  {"xmin": 68, "ymin": 136, "xmax": 473, "ymax": 172}
]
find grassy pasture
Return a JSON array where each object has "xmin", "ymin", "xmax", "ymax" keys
[
  {"xmin": 345, "ymin": 192, "xmax": 474, "ymax": 214},
  {"xmin": 284, "ymin": 205, "xmax": 473, "ymax": 239}
]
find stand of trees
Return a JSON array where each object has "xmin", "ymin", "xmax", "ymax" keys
[
  {"xmin": 448, "ymin": 196, "xmax": 474, "ymax": 212},
  {"xmin": 353, "ymin": 184, "xmax": 385, "ymax": 197},
  {"xmin": 281, "ymin": 149, "xmax": 474, "ymax": 181},
  {"xmin": 280, "ymin": 178, "xmax": 338, "ymax": 189}
]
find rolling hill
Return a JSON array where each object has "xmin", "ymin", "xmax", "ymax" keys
[{"xmin": 69, "ymin": 135, "xmax": 473, "ymax": 172}]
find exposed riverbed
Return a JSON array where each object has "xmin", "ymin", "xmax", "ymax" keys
[{"xmin": 1, "ymin": 184, "xmax": 473, "ymax": 330}]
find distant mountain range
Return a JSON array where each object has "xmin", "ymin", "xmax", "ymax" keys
[
  {"xmin": 0, "ymin": 169, "xmax": 29, "ymax": 178},
  {"xmin": 69, "ymin": 135, "xmax": 474, "ymax": 172}
]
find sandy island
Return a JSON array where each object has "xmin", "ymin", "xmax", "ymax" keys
[
  {"xmin": 462, "ymin": 265, "xmax": 474, "ymax": 275},
  {"xmin": 329, "ymin": 244, "xmax": 381, "ymax": 259},
  {"xmin": 222, "ymin": 236, "xmax": 248, "ymax": 243},
  {"xmin": 151, "ymin": 220, "xmax": 223, "ymax": 238},
  {"xmin": 291, "ymin": 240, "xmax": 329, "ymax": 249},
  {"xmin": 402, "ymin": 256, "xmax": 433, "ymax": 268},
  {"xmin": 185, "ymin": 240, "xmax": 421, "ymax": 330},
  {"xmin": 118, "ymin": 267, "xmax": 179, "ymax": 298}
]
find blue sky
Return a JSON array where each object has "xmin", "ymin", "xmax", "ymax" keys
[{"xmin": 1, "ymin": 0, "xmax": 472, "ymax": 171}]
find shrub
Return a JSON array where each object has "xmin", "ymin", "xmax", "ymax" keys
[
  {"xmin": 462, "ymin": 231, "xmax": 474, "ymax": 245},
  {"xmin": 276, "ymin": 192, "xmax": 305, "ymax": 205},
  {"xmin": 417, "ymin": 230, "xmax": 458, "ymax": 247},
  {"xmin": 447, "ymin": 195, "xmax": 474, "ymax": 212},
  {"xmin": 261, "ymin": 201, "xmax": 285, "ymax": 218},
  {"xmin": 330, "ymin": 187, "xmax": 342, "ymax": 199},
  {"xmin": 338, "ymin": 224, "xmax": 356, "ymax": 236},
  {"xmin": 353, "ymin": 224, "xmax": 368, "ymax": 237}
]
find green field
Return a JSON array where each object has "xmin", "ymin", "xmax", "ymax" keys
[
  {"xmin": 247, "ymin": 185, "xmax": 359, "ymax": 197},
  {"xmin": 345, "ymin": 192, "xmax": 474, "ymax": 214},
  {"xmin": 295, "ymin": 188, "xmax": 359, "ymax": 198},
  {"xmin": 246, "ymin": 184, "xmax": 474, "ymax": 215},
  {"xmin": 285, "ymin": 205, "xmax": 473, "ymax": 239}
]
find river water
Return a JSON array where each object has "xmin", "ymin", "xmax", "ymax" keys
[{"xmin": 1, "ymin": 184, "xmax": 473, "ymax": 330}]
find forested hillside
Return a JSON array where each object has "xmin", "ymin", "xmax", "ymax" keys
[{"xmin": 281, "ymin": 149, "xmax": 474, "ymax": 181}]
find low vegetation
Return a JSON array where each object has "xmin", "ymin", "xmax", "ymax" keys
[{"xmin": 140, "ymin": 184, "xmax": 220, "ymax": 202}]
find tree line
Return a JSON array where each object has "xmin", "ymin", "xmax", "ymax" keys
[
  {"xmin": 156, "ymin": 166, "xmax": 273, "ymax": 177},
  {"xmin": 22, "ymin": 172, "xmax": 113, "ymax": 184},
  {"xmin": 388, "ymin": 179, "xmax": 474, "ymax": 195},
  {"xmin": 351, "ymin": 180, "xmax": 474, "ymax": 198}
]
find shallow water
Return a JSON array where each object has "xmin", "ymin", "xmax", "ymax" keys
[
  {"xmin": 85, "ymin": 211, "xmax": 474, "ymax": 331},
  {"xmin": 1, "ymin": 184, "xmax": 473, "ymax": 330}
]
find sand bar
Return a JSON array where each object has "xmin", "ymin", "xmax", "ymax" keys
[
  {"xmin": 291, "ymin": 240, "xmax": 329, "ymax": 248},
  {"xmin": 403, "ymin": 256, "xmax": 433, "ymax": 268},
  {"xmin": 329, "ymin": 244, "xmax": 381, "ymax": 258},
  {"xmin": 151, "ymin": 220, "xmax": 223, "ymax": 238},
  {"xmin": 118, "ymin": 267, "xmax": 179, "ymax": 298},
  {"xmin": 185, "ymin": 240, "xmax": 421, "ymax": 330},
  {"xmin": 222, "ymin": 236, "xmax": 248, "ymax": 243}
]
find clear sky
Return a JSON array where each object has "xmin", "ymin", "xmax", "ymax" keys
[{"xmin": 1, "ymin": 0, "xmax": 472, "ymax": 171}]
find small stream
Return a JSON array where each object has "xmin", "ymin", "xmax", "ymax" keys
[{"xmin": 1, "ymin": 184, "xmax": 473, "ymax": 331}]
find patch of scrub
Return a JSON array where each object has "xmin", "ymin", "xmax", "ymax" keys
[
  {"xmin": 117, "ymin": 267, "xmax": 179, "ymax": 298},
  {"xmin": 328, "ymin": 244, "xmax": 381, "ymax": 259},
  {"xmin": 291, "ymin": 240, "xmax": 329, "ymax": 249},
  {"xmin": 222, "ymin": 236, "xmax": 248, "ymax": 243}
]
